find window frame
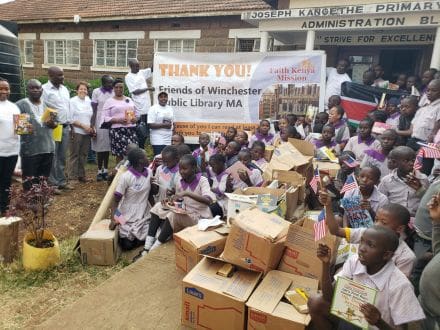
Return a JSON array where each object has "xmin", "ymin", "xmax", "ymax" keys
[
  {"xmin": 93, "ymin": 39, "xmax": 138, "ymax": 70},
  {"xmin": 154, "ymin": 39, "xmax": 196, "ymax": 53},
  {"xmin": 43, "ymin": 39, "xmax": 81, "ymax": 69}
]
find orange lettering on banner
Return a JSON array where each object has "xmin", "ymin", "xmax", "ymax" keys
[{"xmin": 175, "ymin": 122, "xmax": 258, "ymax": 136}]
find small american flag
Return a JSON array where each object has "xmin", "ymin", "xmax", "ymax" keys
[
  {"xmin": 114, "ymin": 209, "xmax": 126, "ymax": 225},
  {"xmin": 340, "ymin": 173, "xmax": 359, "ymax": 194},
  {"xmin": 309, "ymin": 167, "xmax": 320, "ymax": 194},
  {"xmin": 343, "ymin": 155, "xmax": 360, "ymax": 168},
  {"xmin": 314, "ymin": 209, "xmax": 326, "ymax": 241},
  {"xmin": 414, "ymin": 149, "xmax": 424, "ymax": 171},
  {"xmin": 421, "ymin": 143, "xmax": 440, "ymax": 159}
]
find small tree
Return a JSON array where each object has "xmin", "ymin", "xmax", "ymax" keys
[{"xmin": 8, "ymin": 177, "xmax": 55, "ymax": 248}]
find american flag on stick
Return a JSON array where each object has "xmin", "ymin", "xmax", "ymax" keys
[
  {"xmin": 309, "ymin": 166, "xmax": 320, "ymax": 194},
  {"xmin": 414, "ymin": 149, "xmax": 424, "ymax": 171},
  {"xmin": 420, "ymin": 143, "xmax": 440, "ymax": 159},
  {"xmin": 314, "ymin": 209, "xmax": 327, "ymax": 241},
  {"xmin": 340, "ymin": 173, "xmax": 359, "ymax": 194}
]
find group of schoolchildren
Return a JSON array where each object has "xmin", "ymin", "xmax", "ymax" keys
[{"xmin": 107, "ymin": 80, "xmax": 440, "ymax": 329}]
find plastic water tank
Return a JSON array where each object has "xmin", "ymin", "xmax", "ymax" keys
[{"xmin": 0, "ymin": 24, "xmax": 21, "ymax": 102}]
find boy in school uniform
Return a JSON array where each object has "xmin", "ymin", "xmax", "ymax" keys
[
  {"xmin": 344, "ymin": 118, "xmax": 380, "ymax": 162},
  {"xmin": 361, "ymin": 129, "xmax": 398, "ymax": 179},
  {"xmin": 378, "ymin": 146, "xmax": 429, "ymax": 217},
  {"xmin": 308, "ymin": 225, "xmax": 425, "ymax": 329},
  {"xmin": 320, "ymin": 189, "xmax": 416, "ymax": 277}
]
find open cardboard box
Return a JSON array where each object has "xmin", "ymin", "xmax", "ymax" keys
[
  {"xmin": 174, "ymin": 224, "xmax": 228, "ymax": 273},
  {"xmin": 247, "ymin": 270, "xmax": 318, "ymax": 329},
  {"xmin": 80, "ymin": 219, "xmax": 121, "ymax": 266},
  {"xmin": 226, "ymin": 186, "xmax": 299, "ymax": 222},
  {"xmin": 263, "ymin": 140, "xmax": 313, "ymax": 181},
  {"xmin": 315, "ymin": 161, "xmax": 341, "ymax": 178},
  {"xmin": 222, "ymin": 207, "xmax": 289, "ymax": 275},
  {"xmin": 278, "ymin": 217, "xmax": 340, "ymax": 281},
  {"xmin": 181, "ymin": 256, "xmax": 262, "ymax": 329}
]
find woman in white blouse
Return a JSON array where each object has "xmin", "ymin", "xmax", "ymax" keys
[
  {"xmin": 0, "ymin": 78, "xmax": 20, "ymax": 215},
  {"xmin": 69, "ymin": 81, "xmax": 94, "ymax": 182}
]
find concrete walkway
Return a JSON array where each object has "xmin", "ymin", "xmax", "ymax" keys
[{"xmin": 38, "ymin": 243, "xmax": 185, "ymax": 329}]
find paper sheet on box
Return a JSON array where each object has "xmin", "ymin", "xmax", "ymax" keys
[{"xmin": 198, "ymin": 216, "xmax": 224, "ymax": 231}]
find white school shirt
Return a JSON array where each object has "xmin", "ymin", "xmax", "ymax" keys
[
  {"xmin": 42, "ymin": 81, "xmax": 70, "ymax": 124},
  {"xmin": 411, "ymin": 98, "xmax": 440, "ymax": 141},
  {"xmin": 346, "ymin": 228, "xmax": 416, "ymax": 277},
  {"xmin": 125, "ymin": 68, "xmax": 152, "ymax": 115},
  {"xmin": 0, "ymin": 100, "xmax": 20, "ymax": 156},
  {"xmin": 336, "ymin": 256, "xmax": 425, "ymax": 328},
  {"xmin": 69, "ymin": 96, "xmax": 93, "ymax": 135},
  {"xmin": 147, "ymin": 103, "xmax": 174, "ymax": 145},
  {"xmin": 325, "ymin": 67, "xmax": 351, "ymax": 108}
]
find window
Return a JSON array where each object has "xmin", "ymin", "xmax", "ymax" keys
[
  {"xmin": 235, "ymin": 38, "xmax": 260, "ymax": 52},
  {"xmin": 94, "ymin": 39, "xmax": 137, "ymax": 68},
  {"xmin": 155, "ymin": 39, "xmax": 196, "ymax": 53},
  {"xmin": 44, "ymin": 40, "xmax": 80, "ymax": 66},
  {"xmin": 21, "ymin": 40, "xmax": 34, "ymax": 65}
]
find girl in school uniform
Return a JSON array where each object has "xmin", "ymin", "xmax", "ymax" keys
[
  {"xmin": 207, "ymin": 153, "xmax": 230, "ymax": 218},
  {"xmin": 249, "ymin": 119, "xmax": 275, "ymax": 148},
  {"xmin": 110, "ymin": 148, "xmax": 152, "ymax": 251},
  {"xmin": 251, "ymin": 141, "xmax": 268, "ymax": 172},
  {"xmin": 138, "ymin": 154, "xmax": 215, "ymax": 256},
  {"xmin": 328, "ymin": 105, "xmax": 350, "ymax": 150},
  {"xmin": 151, "ymin": 145, "xmax": 180, "ymax": 204},
  {"xmin": 234, "ymin": 149, "xmax": 264, "ymax": 189}
]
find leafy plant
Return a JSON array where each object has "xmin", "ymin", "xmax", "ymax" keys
[{"xmin": 8, "ymin": 177, "xmax": 55, "ymax": 248}]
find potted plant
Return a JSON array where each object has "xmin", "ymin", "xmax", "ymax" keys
[{"xmin": 8, "ymin": 177, "xmax": 60, "ymax": 270}]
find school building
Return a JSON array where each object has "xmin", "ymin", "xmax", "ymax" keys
[
  {"xmin": 0, "ymin": 0, "xmax": 271, "ymax": 82},
  {"xmin": 0, "ymin": 0, "xmax": 438, "ymax": 84},
  {"xmin": 243, "ymin": 0, "xmax": 440, "ymax": 82}
]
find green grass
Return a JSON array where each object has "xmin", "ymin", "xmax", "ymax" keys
[{"xmin": 0, "ymin": 236, "xmax": 129, "ymax": 293}]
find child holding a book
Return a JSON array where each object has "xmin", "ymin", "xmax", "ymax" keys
[
  {"xmin": 234, "ymin": 149, "xmax": 263, "ymax": 190},
  {"xmin": 207, "ymin": 153, "xmax": 230, "ymax": 218},
  {"xmin": 192, "ymin": 133, "xmax": 215, "ymax": 172},
  {"xmin": 308, "ymin": 226, "xmax": 425, "ymax": 329},
  {"xmin": 138, "ymin": 155, "xmax": 215, "ymax": 256},
  {"xmin": 110, "ymin": 147, "xmax": 152, "ymax": 250},
  {"xmin": 320, "ymin": 189, "xmax": 415, "ymax": 277}
]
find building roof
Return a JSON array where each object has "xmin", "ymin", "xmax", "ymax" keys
[{"xmin": 0, "ymin": 0, "xmax": 272, "ymax": 23}]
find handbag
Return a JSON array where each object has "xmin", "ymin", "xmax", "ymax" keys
[{"xmin": 100, "ymin": 121, "xmax": 112, "ymax": 129}]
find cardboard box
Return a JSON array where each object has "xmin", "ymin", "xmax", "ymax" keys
[
  {"xmin": 247, "ymin": 271, "xmax": 318, "ymax": 329},
  {"xmin": 80, "ymin": 219, "xmax": 121, "ymax": 266},
  {"xmin": 272, "ymin": 170, "xmax": 306, "ymax": 204},
  {"xmin": 315, "ymin": 161, "xmax": 341, "ymax": 178},
  {"xmin": 278, "ymin": 217, "xmax": 340, "ymax": 280},
  {"xmin": 174, "ymin": 225, "xmax": 228, "ymax": 273},
  {"xmin": 0, "ymin": 217, "xmax": 21, "ymax": 263},
  {"xmin": 226, "ymin": 186, "xmax": 299, "ymax": 221},
  {"xmin": 264, "ymin": 141, "xmax": 313, "ymax": 180},
  {"xmin": 182, "ymin": 256, "xmax": 261, "ymax": 329},
  {"xmin": 222, "ymin": 207, "xmax": 289, "ymax": 274}
]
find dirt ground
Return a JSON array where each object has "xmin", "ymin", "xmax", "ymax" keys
[{"xmin": 1, "ymin": 163, "xmax": 129, "ymax": 329}]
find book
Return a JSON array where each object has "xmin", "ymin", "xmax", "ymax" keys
[
  {"xmin": 125, "ymin": 108, "xmax": 136, "ymax": 122},
  {"xmin": 225, "ymin": 161, "xmax": 251, "ymax": 182},
  {"xmin": 330, "ymin": 276, "xmax": 377, "ymax": 329},
  {"xmin": 41, "ymin": 107, "xmax": 58, "ymax": 123},
  {"xmin": 340, "ymin": 195, "xmax": 374, "ymax": 229},
  {"xmin": 13, "ymin": 114, "xmax": 32, "ymax": 135},
  {"xmin": 318, "ymin": 146, "xmax": 339, "ymax": 163}
]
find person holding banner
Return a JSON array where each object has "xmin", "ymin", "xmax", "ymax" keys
[{"xmin": 148, "ymin": 91, "xmax": 174, "ymax": 156}]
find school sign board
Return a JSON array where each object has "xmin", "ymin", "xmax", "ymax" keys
[{"xmin": 153, "ymin": 51, "xmax": 325, "ymax": 137}]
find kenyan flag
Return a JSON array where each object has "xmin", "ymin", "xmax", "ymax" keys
[{"xmin": 340, "ymin": 82, "xmax": 407, "ymax": 127}]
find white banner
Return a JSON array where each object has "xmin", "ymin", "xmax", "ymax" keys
[{"xmin": 153, "ymin": 51, "xmax": 325, "ymax": 137}]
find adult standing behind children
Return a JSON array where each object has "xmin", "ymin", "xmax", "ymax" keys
[
  {"xmin": 91, "ymin": 75, "xmax": 114, "ymax": 181},
  {"xmin": 324, "ymin": 59, "xmax": 351, "ymax": 110},
  {"xmin": 0, "ymin": 78, "xmax": 20, "ymax": 215},
  {"xmin": 148, "ymin": 91, "xmax": 174, "ymax": 156},
  {"xmin": 125, "ymin": 59, "xmax": 154, "ymax": 150},
  {"xmin": 408, "ymin": 79, "xmax": 440, "ymax": 175},
  {"xmin": 69, "ymin": 81, "xmax": 94, "ymax": 183},
  {"xmin": 103, "ymin": 78, "xmax": 138, "ymax": 163},
  {"xmin": 17, "ymin": 79, "xmax": 56, "ymax": 190},
  {"xmin": 42, "ymin": 66, "xmax": 72, "ymax": 192}
]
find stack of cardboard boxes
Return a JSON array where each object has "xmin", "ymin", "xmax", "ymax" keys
[{"xmin": 180, "ymin": 139, "xmax": 342, "ymax": 330}]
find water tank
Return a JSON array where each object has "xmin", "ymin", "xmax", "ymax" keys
[{"xmin": 0, "ymin": 23, "xmax": 21, "ymax": 102}]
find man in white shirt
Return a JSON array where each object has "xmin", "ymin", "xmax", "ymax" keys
[
  {"xmin": 325, "ymin": 59, "xmax": 351, "ymax": 110},
  {"xmin": 148, "ymin": 91, "xmax": 174, "ymax": 155},
  {"xmin": 125, "ymin": 59, "xmax": 154, "ymax": 149},
  {"xmin": 42, "ymin": 66, "xmax": 72, "ymax": 192}
]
